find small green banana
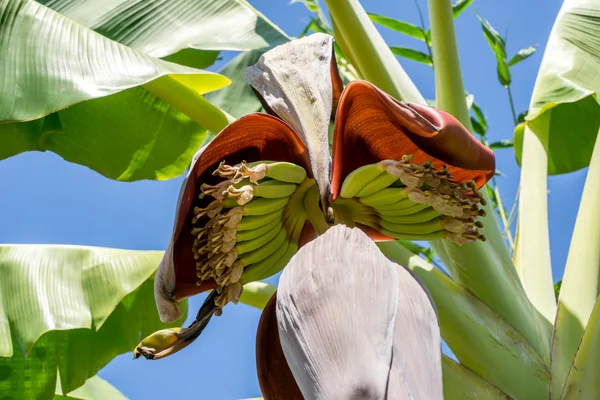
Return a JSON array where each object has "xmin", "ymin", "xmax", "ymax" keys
[
  {"xmin": 239, "ymin": 228, "xmax": 288, "ymax": 265},
  {"xmin": 240, "ymin": 237, "xmax": 291, "ymax": 284},
  {"xmin": 223, "ymin": 197, "xmax": 289, "ymax": 215},
  {"xmin": 303, "ymin": 184, "xmax": 329, "ymax": 234},
  {"xmin": 236, "ymin": 217, "xmax": 281, "ymax": 242},
  {"xmin": 258, "ymin": 217, "xmax": 304, "ymax": 279},
  {"xmin": 355, "ymin": 172, "xmax": 398, "ymax": 197},
  {"xmin": 379, "ymin": 207, "xmax": 441, "ymax": 224},
  {"xmin": 231, "ymin": 180, "xmax": 298, "ymax": 199},
  {"xmin": 246, "ymin": 161, "xmax": 307, "ymax": 184},
  {"xmin": 237, "ymin": 209, "xmax": 284, "ymax": 231},
  {"xmin": 340, "ymin": 162, "xmax": 387, "ymax": 198},
  {"xmin": 235, "ymin": 222, "xmax": 283, "ymax": 255},
  {"xmin": 254, "ymin": 180, "xmax": 298, "ymax": 197},
  {"xmin": 359, "ymin": 188, "xmax": 409, "ymax": 207}
]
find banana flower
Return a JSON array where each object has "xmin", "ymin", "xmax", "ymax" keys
[{"xmin": 136, "ymin": 33, "xmax": 494, "ymax": 360}]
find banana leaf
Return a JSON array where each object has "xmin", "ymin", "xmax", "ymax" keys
[
  {"xmin": 54, "ymin": 375, "xmax": 127, "ymax": 400},
  {"xmin": 0, "ymin": 245, "xmax": 187, "ymax": 398},
  {"xmin": 40, "ymin": 0, "xmax": 288, "ymax": 56},
  {"xmin": 0, "ymin": 0, "xmax": 230, "ymax": 181},
  {"xmin": 518, "ymin": 0, "xmax": 600, "ymax": 174}
]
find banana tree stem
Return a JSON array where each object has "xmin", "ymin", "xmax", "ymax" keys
[{"xmin": 507, "ymin": 85, "xmax": 518, "ymax": 126}]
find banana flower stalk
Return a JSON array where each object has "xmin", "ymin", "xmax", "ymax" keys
[{"xmin": 135, "ymin": 33, "xmax": 494, "ymax": 360}]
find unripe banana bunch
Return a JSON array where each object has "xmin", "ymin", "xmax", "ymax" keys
[
  {"xmin": 189, "ymin": 160, "xmax": 320, "ymax": 310},
  {"xmin": 140, "ymin": 33, "xmax": 496, "ymax": 361},
  {"xmin": 336, "ymin": 156, "xmax": 487, "ymax": 245}
]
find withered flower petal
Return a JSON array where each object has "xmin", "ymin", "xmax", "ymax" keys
[{"xmin": 246, "ymin": 32, "xmax": 340, "ymax": 212}]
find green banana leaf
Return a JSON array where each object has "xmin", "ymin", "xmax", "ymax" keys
[
  {"xmin": 0, "ymin": 0, "xmax": 230, "ymax": 181},
  {"xmin": 0, "ymin": 0, "xmax": 228, "ymax": 124},
  {"xmin": 55, "ymin": 375, "xmax": 127, "ymax": 400},
  {"xmin": 0, "ymin": 245, "xmax": 187, "ymax": 399},
  {"xmin": 390, "ymin": 46, "xmax": 433, "ymax": 66},
  {"xmin": 518, "ymin": 0, "xmax": 600, "ymax": 174},
  {"xmin": 205, "ymin": 50, "xmax": 267, "ymax": 119},
  {"xmin": 40, "ymin": 0, "xmax": 288, "ymax": 56}
]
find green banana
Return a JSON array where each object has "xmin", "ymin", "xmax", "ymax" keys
[
  {"xmin": 259, "ymin": 217, "xmax": 304, "ymax": 279},
  {"xmin": 254, "ymin": 180, "xmax": 298, "ymax": 198},
  {"xmin": 236, "ymin": 217, "xmax": 281, "ymax": 242},
  {"xmin": 231, "ymin": 179, "xmax": 298, "ymax": 199},
  {"xmin": 376, "ymin": 202, "xmax": 430, "ymax": 215},
  {"xmin": 340, "ymin": 162, "xmax": 387, "ymax": 198},
  {"xmin": 235, "ymin": 222, "xmax": 283, "ymax": 255},
  {"xmin": 263, "ymin": 240, "xmax": 298, "ymax": 279},
  {"xmin": 237, "ymin": 209, "xmax": 284, "ymax": 231},
  {"xmin": 379, "ymin": 217, "xmax": 444, "ymax": 235},
  {"xmin": 223, "ymin": 197, "xmax": 289, "ymax": 215},
  {"xmin": 239, "ymin": 228, "xmax": 288, "ymax": 265},
  {"xmin": 240, "ymin": 237, "xmax": 292, "ymax": 284},
  {"xmin": 359, "ymin": 188, "xmax": 409, "ymax": 207},
  {"xmin": 379, "ymin": 207, "xmax": 441, "ymax": 224},
  {"xmin": 246, "ymin": 161, "xmax": 307, "ymax": 184},
  {"xmin": 303, "ymin": 184, "xmax": 330, "ymax": 234},
  {"xmin": 353, "ymin": 214, "xmax": 379, "ymax": 230},
  {"xmin": 355, "ymin": 172, "xmax": 398, "ymax": 197}
]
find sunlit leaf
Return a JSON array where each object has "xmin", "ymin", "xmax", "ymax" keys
[
  {"xmin": 390, "ymin": 46, "xmax": 433, "ymax": 66},
  {"xmin": 552, "ymin": 102, "xmax": 600, "ymax": 397},
  {"xmin": 471, "ymin": 116, "xmax": 486, "ymax": 136},
  {"xmin": 0, "ymin": 245, "xmax": 187, "ymax": 398},
  {"xmin": 513, "ymin": 121, "xmax": 525, "ymax": 165},
  {"xmin": 368, "ymin": 13, "xmax": 427, "ymax": 41},
  {"xmin": 517, "ymin": 110, "xmax": 528, "ymax": 123},
  {"xmin": 520, "ymin": 0, "xmax": 600, "ymax": 174},
  {"xmin": 472, "ymin": 101, "xmax": 488, "ymax": 132},
  {"xmin": 507, "ymin": 45, "xmax": 537, "ymax": 67},
  {"xmin": 0, "ymin": 0, "xmax": 228, "ymax": 123},
  {"xmin": 163, "ymin": 49, "xmax": 221, "ymax": 70},
  {"xmin": 477, "ymin": 15, "xmax": 511, "ymax": 86},
  {"xmin": 554, "ymin": 280, "xmax": 562, "ymax": 300},
  {"xmin": 451, "ymin": 0, "xmax": 474, "ymax": 19},
  {"xmin": 490, "ymin": 139, "xmax": 514, "ymax": 149},
  {"xmin": 205, "ymin": 50, "xmax": 265, "ymax": 119},
  {"xmin": 0, "ymin": 0, "xmax": 231, "ymax": 181},
  {"xmin": 55, "ymin": 375, "xmax": 126, "ymax": 400},
  {"xmin": 41, "ymin": 0, "xmax": 288, "ymax": 55},
  {"xmin": 0, "ymin": 88, "xmax": 219, "ymax": 182}
]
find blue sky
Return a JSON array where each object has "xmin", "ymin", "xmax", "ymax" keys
[{"xmin": 0, "ymin": 0, "xmax": 586, "ymax": 398}]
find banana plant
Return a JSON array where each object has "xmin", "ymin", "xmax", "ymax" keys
[
  {"xmin": 137, "ymin": 0, "xmax": 600, "ymax": 398},
  {"xmin": 3, "ymin": 0, "xmax": 600, "ymax": 398}
]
